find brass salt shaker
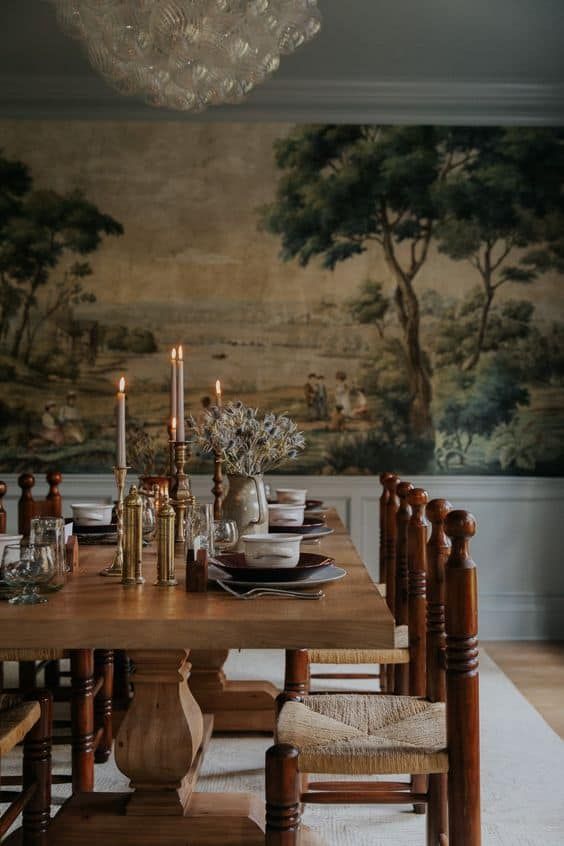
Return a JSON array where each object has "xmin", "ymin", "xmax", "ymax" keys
[
  {"xmin": 122, "ymin": 485, "xmax": 144, "ymax": 585},
  {"xmin": 155, "ymin": 494, "xmax": 177, "ymax": 586}
]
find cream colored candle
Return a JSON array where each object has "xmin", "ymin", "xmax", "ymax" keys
[
  {"xmin": 170, "ymin": 347, "xmax": 177, "ymax": 439},
  {"xmin": 116, "ymin": 376, "xmax": 126, "ymax": 467},
  {"xmin": 177, "ymin": 345, "xmax": 185, "ymax": 441}
]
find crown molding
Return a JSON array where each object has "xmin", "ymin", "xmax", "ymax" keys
[{"xmin": 0, "ymin": 74, "xmax": 563, "ymax": 124}]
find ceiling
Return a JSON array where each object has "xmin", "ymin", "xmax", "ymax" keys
[{"xmin": 1, "ymin": 0, "xmax": 563, "ymax": 123}]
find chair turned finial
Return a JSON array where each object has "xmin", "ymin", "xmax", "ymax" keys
[
  {"xmin": 0, "ymin": 481, "xmax": 6, "ymax": 534},
  {"xmin": 397, "ymin": 480, "xmax": 414, "ymax": 501},
  {"xmin": 383, "ymin": 473, "xmax": 399, "ymax": 493},
  {"xmin": 408, "ymin": 487, "xmax": 429, "ymax": 510},
  {"xmin": 45, "ymin": 470, "xmax": 63, "ymax": 517},
  {"xmin": 18, "ymin": 473, "xmax": 35, "ymax": 495},
  {"xmin": 445, "ymin": 510, "xmax": 477, "ymax": 566},
  {"xmin": 427, "ymin": 498, "xmax": 452, "ymax": 528}
]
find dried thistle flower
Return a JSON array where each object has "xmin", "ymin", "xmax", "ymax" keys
[{"xmin": 192, "ymin": 401, "xmax": 306, "ymax": 476}]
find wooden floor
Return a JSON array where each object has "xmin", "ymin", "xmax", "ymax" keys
[{"xmin": 485, "ymin": 641, "xmax": 564, "ymax": 739}]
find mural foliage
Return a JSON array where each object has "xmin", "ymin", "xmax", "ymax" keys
[{"xmin": 0, "ymin": 123, "xmax": 563, "ymax": 475}]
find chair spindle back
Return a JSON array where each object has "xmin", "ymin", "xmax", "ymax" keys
[
  {"xmin": 378, "ymin": 471, "xmax": 395, "ymax": 584},
  {"xmin": 18, "ymin": 471, "xmax": 63, "ymax": 536},
  {"xmin": 444, "ymin": 510, "xmax": 481, "ymax": 845},
  {"xmin": 383, "ymin": 474, "xmax": 399, "ymax": 616},
  {"xmin": 407, "ymin": 488, "xmax": 429, "ymax": 698},
  {"xmin": 426, "ymin": 499, "xmax": 452, "ymax": 703}
]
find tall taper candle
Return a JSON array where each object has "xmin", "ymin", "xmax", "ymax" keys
[
  {"xmin": 116, "ymin": 376, "xmax": 126, "ymax": 467},
  {"xmin": 170, "ymin": 347, "xmax": 177, "ymax": 440},
  {"xmin": 215, "ymin": 379, "xmax": 222, "ymax": 407},
  {"xmin": 177, "ymin": 344, "xmax": 185, "ymax": 441}
]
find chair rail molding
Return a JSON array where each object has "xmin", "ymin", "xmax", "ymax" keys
[
  {"xmin": 2, "ymin": 473, "xmax": 563, "ymax": 640},
  {"xmin": 1, "ymin": 74, "xmax": 563, "ymax": 125}
]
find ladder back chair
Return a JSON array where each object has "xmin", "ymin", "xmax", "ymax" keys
[
  {"xmin": 0, "ymin": 478, "xmax": 114, "ymax": 791},
  {"xmin": 266, "ymin": 506, "xmax": 481, "ymax": 846},
  {"xmin": 0, "ymin": 688, "xmax": 52, "ymax": 844},
  {"xmin": 280, "ymin": 487, "xmax": 432, "ymax": 813},
  {"xmin": 308, "ymin": 473, "xmax": 411, "ymax": 696}
]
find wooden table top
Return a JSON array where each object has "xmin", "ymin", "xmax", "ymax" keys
[{"xmin": 0, "ymin": 511, "xmax": 394, "ymax": 650}]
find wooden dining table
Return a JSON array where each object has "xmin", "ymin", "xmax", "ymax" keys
[{"xmin": 0, "ymin": 510, "xmax": 395, "ymax": 845}]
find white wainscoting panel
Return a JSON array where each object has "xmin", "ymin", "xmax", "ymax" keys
[{"xmin": 2, "ymin": 473, "xmax": 563, "ymax": 640}]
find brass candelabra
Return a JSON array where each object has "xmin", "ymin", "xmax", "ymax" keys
[
  {"xmin": 100, "ymin": 465, "xmax": 128, "ymax": 577},
  {"xmin": 172, "ymin": 441, "xmax": 195, "ymax": 544}
]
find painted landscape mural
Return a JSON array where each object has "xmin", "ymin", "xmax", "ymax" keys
[{"xmin": 0, "ymin": 122, "xmax": 563, "ymax": 476}]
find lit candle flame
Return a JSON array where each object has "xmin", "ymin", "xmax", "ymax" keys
[
  {"xmin": 215, "ymin": 379, "xmax": 221, "ymax": 395},
  {"xmin": 119, "ymin": 376, "xmax": 125, "ymax": 393},
  {"xmin": 171, "ymin": 416, "xmax": 177, "ymax": 429},
  {"xmin": 177, "ymin": 345, "xmax": 183, "ymax": 361},
  {"xmin": 171, "ymin": 347, "xmax": 177, "ymax": 361}
]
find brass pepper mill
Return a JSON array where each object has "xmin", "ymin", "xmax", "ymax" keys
[
  {"xmin": 122, "ymin": 485, "xmax": 144, "ymax": 586},
  {"xmin": 155, "ymin": 494, "xmax": 177, "ymax": 586}
]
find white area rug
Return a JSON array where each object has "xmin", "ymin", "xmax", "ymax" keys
[{"xmin": 2, "ymin": 650, "xmax": 563, "ymax": 845}]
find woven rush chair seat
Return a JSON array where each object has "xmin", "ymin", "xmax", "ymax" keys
[
  {"xmin": 0, "ymin": 694, "xmax": 41, "ymax": 755},
  {"xmin": 277, "ymin": 693, "xmax": 447, "ymax": 776},
  {"xmin": 0, "ymin": 649, "xmax": 66, "ymax": 662},
  {"xmin": 308, "ymin": 625, "xmax": 408, "ymax": 665}
]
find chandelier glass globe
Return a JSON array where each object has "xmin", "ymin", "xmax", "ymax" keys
[{"xmin": 48, "ymin": 0, "xmax": 322, "ymax": 111}]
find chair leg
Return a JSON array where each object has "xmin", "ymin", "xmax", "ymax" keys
[
  {"xmin": 19, "ymin": 661, "xmax": 37, "ymax": 692},
  {"xmin": 427, "ymin": 773, "xmax": 447, "ymax": 844},
  {"xmin": 22, "ymin": 689, "xmax": 52, "ymax": 845},
  {"xmin": 94, "ymin": 649, "xmax": 114, "ymax": 763},
  {"xmin": 44, "ymin": 660, "xmax": 61, "ymax": 689},
  {"xmin": 265, "ymin": 744, "xmax": 301, "ymax": 846},
  {"xmin": 70, "ymin": 649, "xmax": 95, "ymax": 793},
  {"xmin": 412, "ymin": 774, "xmax": 427, "ymax": 814}
]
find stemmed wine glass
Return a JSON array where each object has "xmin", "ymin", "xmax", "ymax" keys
[
  {"xmin": 213, "ymin": 519, "xmax": 239, "ymax": 553},
  {"xmin": 1, "ymin": 543, "xmax": 55, "ymax": 605}
]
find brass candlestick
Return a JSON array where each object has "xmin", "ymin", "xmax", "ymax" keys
[
  {"xmin": 212, "ymin": 451, "xmax": 223, "ymax": 520},
  {"xmin": 172, "ymin": 441, "xmax": 195, "ymax": 544},
  {"xmin": 155, "ymin": 495, "xmax": 177, "ymax": 586},
  {"xmin": 100, "ymin": 466, "xmax": 128, "ymax": 577},
  {"xmin": 122, "ymin": 485, "xmax": 144, "ymax": 585}
]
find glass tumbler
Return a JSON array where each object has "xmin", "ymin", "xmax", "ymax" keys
[
  {"xmin": 30, "ymin": 516, "xmax": 67, "ymax": 590},
  {"xmin": 213, "ymin": 519, "xmax": 239, "ymax": 553},
  {"xmin": 186, "ymin": 503, "xmax": 215, "ymax": 558}
]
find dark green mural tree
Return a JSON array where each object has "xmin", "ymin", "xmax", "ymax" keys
[
  {"xmin": 261, "ymin": 125, "xmax": 499, "ymax": 440},
  {"xmin": 437, "ymin": 128, "xmax": 564, "ymax": 371},
  {"xmin": 0, "ymin": 152, "xmax": 123, "ymax": 364}
]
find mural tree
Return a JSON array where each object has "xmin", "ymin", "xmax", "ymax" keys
[
  {"xmin": 262, "ymin": 125, "xmax": 498, "ymax": 440},
  {"xmin": 437, "ymin": 127, "xmax": 564, "ymax": 370},
  {"xmin": 0, "ymin": 152, "xmax": 123, "ymax": 364}
]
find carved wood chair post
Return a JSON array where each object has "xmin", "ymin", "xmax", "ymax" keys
[
  {"xmin": 94, "ymin": 649, "xmax": 114, "ymax": 764},
  {"xmin": 70, "ymin": 649, "xmax": 95, "ymax": 793},
  {"xmin": 0, "ymin": 480, "xmax": 7, "ymax": 533},
  {"xmin": 265, "ymin": 743, "xmax": 300, "ymax": 846},
  {"xmin": 18, "ymin": 473, "xmax": 36, "ymax": 536},
  {"xmin": 407, "ymin": 487, "xmax": 429, "ymax": 814},
  {"xmin": 281, "ymin": 649, "xmax": 309, "ymax": 711},
  {"xmin": 45, "ymin": 471, "xmax": 63, "ymax": 518},
  {"xmin": 378, "ymin": 471, "xmax": 394, "ymax": 584},
  {"xmin": 383, "ymin": 473, "xmax": 399, "ymax": 692},
  {"xmin": 22, "ymin": 688, "xmax": 53, "ymax": 843},
  {"xmin": 394, "ymin": 480, "xmax": 413, "ymax": 696},
  {"xmin": 445, "ymin": 510, "xmax": 481, "ymax": 846},
  {"xmin": 425, "ymin": 498, "xmax": 452, "ymax": 845}
]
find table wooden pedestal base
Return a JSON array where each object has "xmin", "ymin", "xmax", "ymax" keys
[
  {"xmin": 189, "ymin": 649, "xmax": 278, "ymax": 733},
  {"xmin": 44, "ymin": 791, "xmax": 267, "ymax": 845}
]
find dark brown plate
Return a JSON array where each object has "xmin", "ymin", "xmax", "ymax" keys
[
  {"xmin": 210, "ymin": 552, "xmax": 335, "ymax": 582},
  {"xmin": 305, "ymin": 499, "xmax": 324, "ymax": 510},
  {"xmin": 269, "ymin": 516, "xmax": 326, "ymax": 535}
]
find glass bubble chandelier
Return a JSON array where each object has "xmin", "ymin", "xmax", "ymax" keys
[{"xmin": 48, "ymin": 0, "xmax": 321, "ymax": 111}]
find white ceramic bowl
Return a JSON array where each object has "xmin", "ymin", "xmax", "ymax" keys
[
  {"xmin": 276, "ymin": 488, "xmax": 308, "ymax": 505},
  {"xmin": 0, "ymin": 535, "xmax": 23, "ymax": 563},
  {"xmin": 71, "ymin": 502, "xmax": 113, "ymax": 525},
  {"xmin": 241, "ymin": 533, "xmax": 302, "ymax": 568},
  {"xmin": 268, "ymin": 503, "xmax": 306, "ymax": 527}
]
